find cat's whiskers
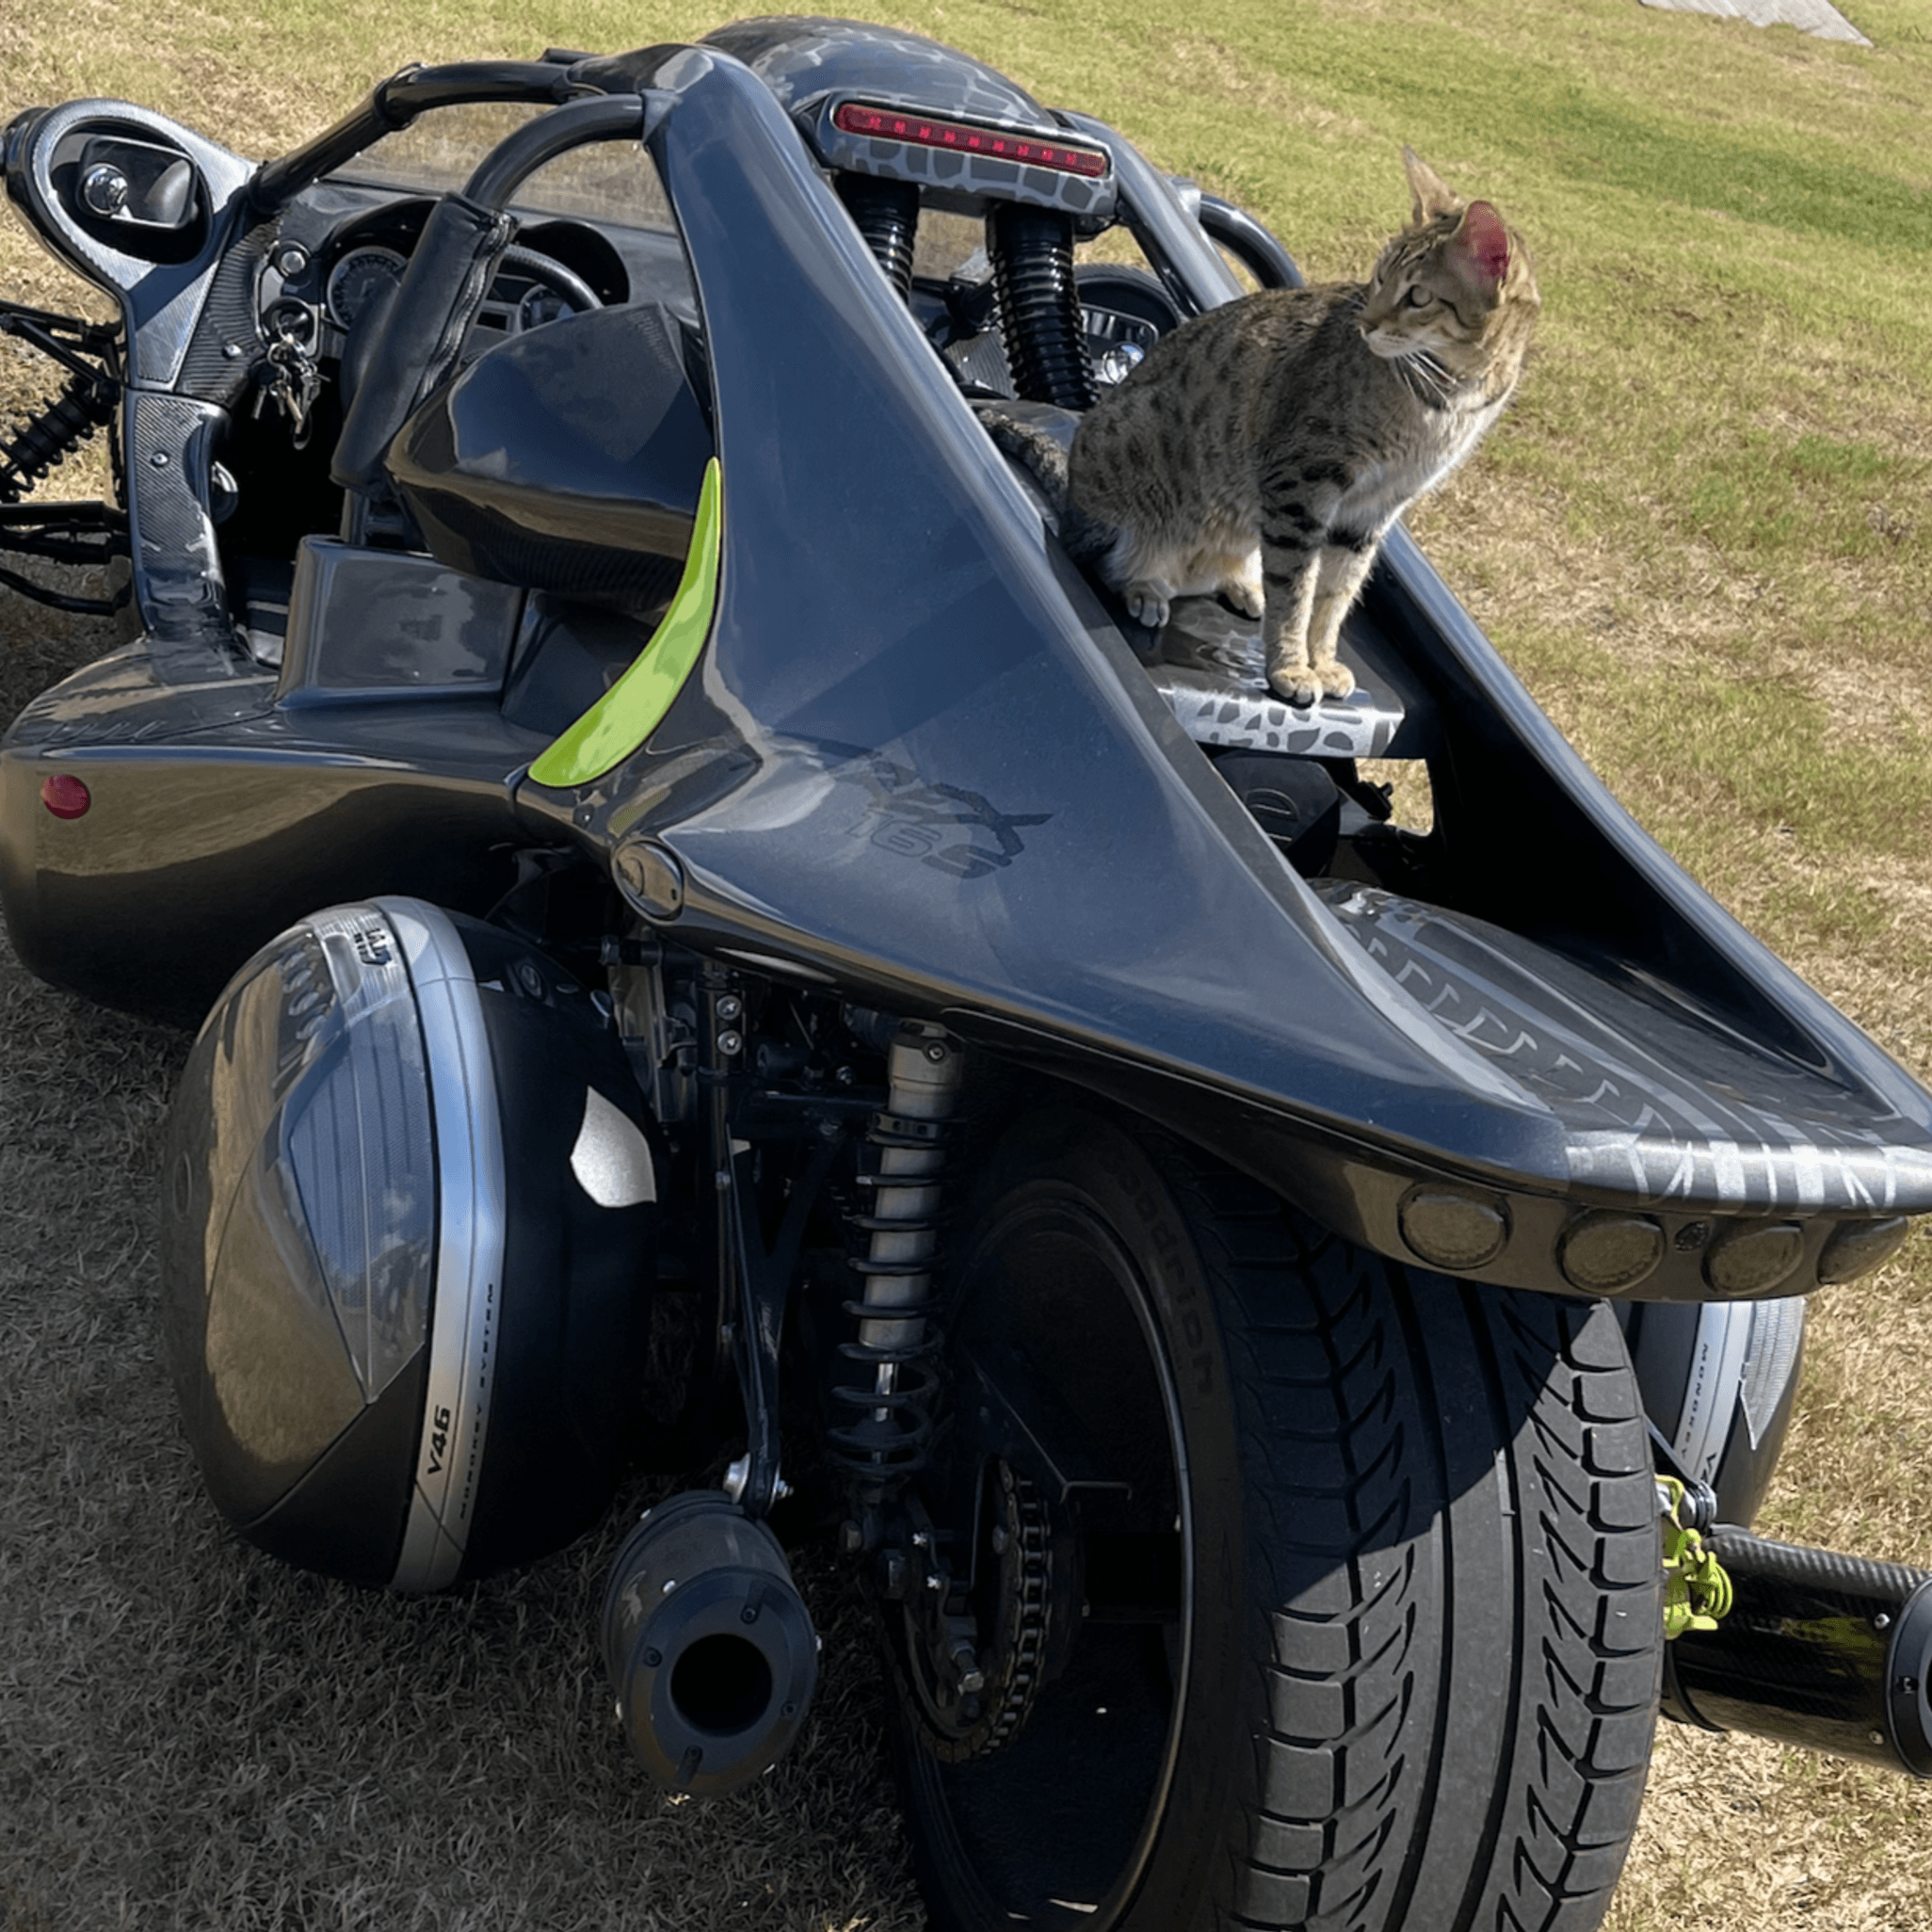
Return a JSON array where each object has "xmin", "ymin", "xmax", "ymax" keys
[{"xmin": 1393, "ymin": 348, "xmax": 1457, "ymax": 409}]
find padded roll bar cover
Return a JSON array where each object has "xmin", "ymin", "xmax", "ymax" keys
[{"xmin": 330, "ymin": 192, "xmax": 516, "ymax": 492}]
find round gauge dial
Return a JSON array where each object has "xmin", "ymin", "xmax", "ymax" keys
[
  {"xmin": 517, "ymin": 283, "xmax": 578, "ymax": 330},
  {"xmin": 325, "ymin": 245, "xmax": 408, "ymax": 330}
]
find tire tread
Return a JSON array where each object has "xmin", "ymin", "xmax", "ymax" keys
[{"xmin": 1142, "ymin": 1134, "xmax": 1661, "ymax": 1932}]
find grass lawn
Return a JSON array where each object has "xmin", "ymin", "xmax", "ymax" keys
[{"xmin": 4, "ymin": 1, "xmax": 1931, "ymax": 1926}]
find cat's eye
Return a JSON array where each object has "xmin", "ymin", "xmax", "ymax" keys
[{"xmin": 1406, "ymin": 287, "xmax": 1434, "ymax": 308}]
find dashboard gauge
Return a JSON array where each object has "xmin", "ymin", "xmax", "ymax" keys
[
  {"xmin": 517, "ymin": 283, "xmax": 578, "ymax": 330},
  {"xmin": 325, "ymin": 245, "xmax": 408, "ymax": 330}
]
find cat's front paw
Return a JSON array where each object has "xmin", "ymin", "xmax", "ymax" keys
[
  {"xmin": 1314, "ymin": 658, "xmax": 1358, "ymax": 700},
  {"xmin": 1266, "ymin": 662, "xmax": 1322, "ymax": 709},
  {"xmin": 1266, "ymin": 655, "xmax": 1356, "ymax": 708},
  {"xmin": 1123, "ymin": 580, "xmax": 1172, "ymax": 631}
]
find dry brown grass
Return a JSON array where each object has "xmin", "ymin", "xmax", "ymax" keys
[{"xmin": 6, "ymin": 2, "xmax": 1932, "ymax": 1928}]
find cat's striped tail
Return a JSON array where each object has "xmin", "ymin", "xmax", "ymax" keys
[{"xmin": 973, "ymin": 403, "xmax": 1114, "ymax": 567}]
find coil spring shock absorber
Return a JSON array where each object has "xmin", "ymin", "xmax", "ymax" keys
[
  {"xmin": 989, "ymin": 201, "xmax": 1098, "ymax": 412},
  {"xmin": 837, "ymin": 173, "xmax": 921, "ymax": 303},
  {"xmin": 829, "ymin": 1022, "xmax": 962, "ymax": 1509},
  {"xmin": 1, "ymin": 373, "xmax": 116, "ymax": 504}
]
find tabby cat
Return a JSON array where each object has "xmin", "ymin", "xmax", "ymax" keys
[{"xmin": 1009, "ymin": 150, "xmax": 1538, "ymax": 706}]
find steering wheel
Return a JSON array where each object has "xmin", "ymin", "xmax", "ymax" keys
[
  {"xmin": 332, "ymin": 92, "xmax": 644, "ymax": 495},
  {"xmin": 334, "ymin": 238, "xmax": 603, "ymax": 478},
  {"xmin": 473, "ymin": 244, "xmax": 603, "ymax": 338}
]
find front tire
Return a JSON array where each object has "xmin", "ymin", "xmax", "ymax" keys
[{"xmin": 892, "ymin": 1107, "xmax": 1662, "ymax": 1932}]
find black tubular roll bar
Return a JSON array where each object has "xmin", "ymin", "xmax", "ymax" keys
[
  {"xmin": 1196, "ymin": 193, "xmax": 1305, "ymax": 290},
  {"xmin": 249, "ymin": 60, "xmax": 596, "ymax": 211},
  {"xmin": 459, "ymin": 91, "xmax": 652, "ymax": 206}
]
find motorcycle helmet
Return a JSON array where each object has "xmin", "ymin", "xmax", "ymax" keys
[{"xmin": 159, "ymin": 897, "xmax": 660, "ymax": 1588}]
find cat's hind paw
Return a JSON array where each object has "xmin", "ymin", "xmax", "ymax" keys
[
  {"xmin": 1220, "ymin": 575, "xmax": 1265, "ymax": 620},
  {"xmin": 1123, "ymin": 580, "xmax": 1173, "ymax": 631},
  {"xmin": 1213, "ymin": 551, "xmax": 1265, "ymax": 620}
]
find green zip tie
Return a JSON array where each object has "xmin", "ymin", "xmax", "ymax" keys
[
  {"xmin": 528, "ymin": 456, "xmax": 722, "ymax": 790},
  {"xmin": 1659, "ymin": 1474, "xmax": 1733, "ymax": 1639}
]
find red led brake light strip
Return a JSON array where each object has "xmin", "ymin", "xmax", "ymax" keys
[{"xmin": 832, "ymin": 102, "xmax": 1109, "ymax": 180}]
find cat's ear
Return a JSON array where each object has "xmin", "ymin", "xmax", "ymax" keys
[
  {"xmin": 1447, "ymin": 201, "xmax": 1511, "ymax": 293},
  {"xmin": 1402, "ymin": 146, "xmax": 1462, "ymax": 225}
]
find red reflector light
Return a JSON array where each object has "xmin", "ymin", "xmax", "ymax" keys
[
  {"xmin": 40, "ymin": 773, "xmax": 90, "ymax": 819},
  {"xmin": 832, "ymin": 101, "xmax": 1109, "ymax": 179}
]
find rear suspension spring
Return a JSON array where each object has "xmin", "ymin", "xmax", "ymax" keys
[
  {"xmin": 837, "ymin": 173, "xmax": 921, "ymax": 303},
  {"xmin": 1, "ymin": 374, "xmax": 116, "ymax": 505},
  {"xmin": 829, "ymin": 1022, "xmax": 963, "ymax": 1499},
  {"xmin": 989, "ymin": 201, "xmax": 1098, "ymax": 411}
]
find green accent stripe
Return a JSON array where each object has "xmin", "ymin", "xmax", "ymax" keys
[{"xmin": 527, "ymin": 457, "xmax": 722, "ymax": 790}]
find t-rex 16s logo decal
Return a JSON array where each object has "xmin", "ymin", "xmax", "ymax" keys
[{"xmin": 828, "ymin": 749, "xmax": 1051, "ymax": 880}]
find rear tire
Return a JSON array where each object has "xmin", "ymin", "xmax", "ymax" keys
[
  {"xmin": 1619, "ymin": 1296, "xmax": 1805, "ymax": 1526},
  {"xmin": 893, "ymin": 1106, "xmax": 1662, "ymax": 1932}
]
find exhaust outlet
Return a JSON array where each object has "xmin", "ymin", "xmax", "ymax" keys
[
  {"xmin": 1666, "ymin": 1526, "xmax": 1932, "ymax": 1779},
  {"xmin": 601, "ymin": 1489, "xmax": 819, "ymax": 1796}
]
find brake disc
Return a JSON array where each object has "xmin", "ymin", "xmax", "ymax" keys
[{"xmin": 901, "ymin": 1460, "xmax": 1054, "ymax": 1763}]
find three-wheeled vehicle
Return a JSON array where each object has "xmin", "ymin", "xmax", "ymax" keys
[{"xmin": 4, "ymin": 19, "xmax": 1930, "ymax": 1929}]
